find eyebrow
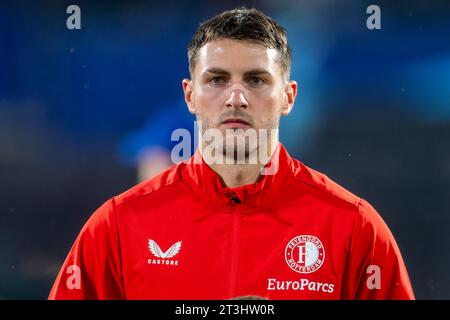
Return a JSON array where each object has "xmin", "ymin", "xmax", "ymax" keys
[{"xmin": 204, "ymin": 68, "xmax": 272, "ymax": 77}]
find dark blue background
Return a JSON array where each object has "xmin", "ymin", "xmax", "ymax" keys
[{"xmin": 1, "ymin": 0, "xmax": 449, "ymax": 299}]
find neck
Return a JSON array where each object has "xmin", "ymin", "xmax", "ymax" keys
[
  {"xmin": 210, "ymin": 162, "xmax": 263, "ymax": 188},
  {"xmin": 200, "ymin": 142, "xmax": 279, "ymax": 188}
]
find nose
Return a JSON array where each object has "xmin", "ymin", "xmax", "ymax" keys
[{"xmin": 225, "ymin": 89, "xmax": 248, "ymax": 109}]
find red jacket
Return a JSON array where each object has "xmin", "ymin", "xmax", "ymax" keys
[{"xmin": 49, "ymin": 143, "xmax": 414, "ymax": 299}]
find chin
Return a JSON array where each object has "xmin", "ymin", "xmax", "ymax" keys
[{"xmin": 223, "ymin": 142, "xmax": 258, "ymax": 159}]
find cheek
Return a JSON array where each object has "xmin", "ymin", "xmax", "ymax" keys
[
  {"xmin": 194, "ymin": 86, "xmax": 223, "ymax": 112},
  {"xmin": 251, "ymin": 88, "xmax": 283, "ymax": 120},
  {"xmin": 192, "ymin": 88, "xmax": 223, "ymax": 125},
  {"xmin": 252, "ymin": 84, "xmax": 283, "ymax": 104}
]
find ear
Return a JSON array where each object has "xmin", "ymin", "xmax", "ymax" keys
[
  {"xmin": 281, "ymin": 80, "xmax": 297, "ymax": 116},
  {"xmin": 182, "ymin": 79, "xmax": 196, "ymax": 114}
]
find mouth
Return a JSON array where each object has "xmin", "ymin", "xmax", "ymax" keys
[{"xmin": 220, "ymin": 118, "xmax": 251, "ymax": 129}]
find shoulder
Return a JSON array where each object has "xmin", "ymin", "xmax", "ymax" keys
[
  {"xmin": 287, "ymin": 157, "xmax": 361, "ymax": 209},
  {"xmin": 287, "ymin": 158, "xmax": 387, "ymax": 225},
  {"xmin": 81, "ymin": 162, "xmax": 187, "ymax": 230},
  {"xmin": 112, "ymin": 161, "xmax": 187, "ymax": 207},
  {"xmin": 287, "ymin": 157, "xmax": 393, "ymax": 240}
]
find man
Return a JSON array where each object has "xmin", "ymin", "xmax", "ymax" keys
[{"xmin": 49, "ymin": 8, "xmax": 414, "ymax": 300}]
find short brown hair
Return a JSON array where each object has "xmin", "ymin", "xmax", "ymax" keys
[{"xmin": 188, "ymin": 7, "xmax": 292, "ymax": 81}]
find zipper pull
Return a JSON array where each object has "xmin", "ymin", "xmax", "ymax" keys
[{"xmin": 230, "ymin": 194, "xmax": 242, "ymax": 204}]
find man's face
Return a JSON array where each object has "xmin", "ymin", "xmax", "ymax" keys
[{"xmin": 183, "ymin": 38, "xmax": 297, "ymax": 160}]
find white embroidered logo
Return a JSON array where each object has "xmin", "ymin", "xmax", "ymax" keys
[
  {"xmin": 285, "ymin": 235, "xmax": 325, "ymax": 274},
  {"xmin": 147, "ymin": 239, "xmax": 182, "ymax": 266}
]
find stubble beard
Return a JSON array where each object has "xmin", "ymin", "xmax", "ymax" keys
[{"xmin": 197, "ymin": 114, "xmax": 280, "ymax": 165}]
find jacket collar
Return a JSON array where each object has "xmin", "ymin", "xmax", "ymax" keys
[{"xmin": 182, "ymin": 142, "xmax": 294, "ymax": 215}]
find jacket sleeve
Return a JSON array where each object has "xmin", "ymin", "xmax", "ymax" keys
[
  {"xmin": 341, "ymin": 199, "xmax": 415, "ymax": 300},
  {"xmin": 48, "ymin": 198, "xmax": 125, "ymax": 299}
]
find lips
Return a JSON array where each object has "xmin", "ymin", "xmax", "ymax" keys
[{"xmin": 221, "ymin": 118, "xmax": 251, "ymax": 129}]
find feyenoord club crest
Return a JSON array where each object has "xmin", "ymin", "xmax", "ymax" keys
[{"xmin": 285, "ymin": 235, "xmax": 325, "ymax": 274}]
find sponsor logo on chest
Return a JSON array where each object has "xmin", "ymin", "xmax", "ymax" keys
[
  {"xmin": 285, "ymin": 234, "xmax": 325, "ymax": 274},
  {"xmin": 268, "ymin": 234, "xmax": 335, "ymax": 294},
  {"xmin": 147, "ymin": 239, "xmax": 182, "ymax": 266}
]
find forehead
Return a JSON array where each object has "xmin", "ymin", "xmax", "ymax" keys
[{"xmin": 195, "ymin": 38, "xmax": 280, "ymax": 75}]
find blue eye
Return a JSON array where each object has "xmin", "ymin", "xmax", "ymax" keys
[
  {"xmin": 248, "ymin": 77, "xmax": 265, "ymax": 86},
  {"xmin": 209, "ymin": 76, "xmax": 226, "ymax": 84}
]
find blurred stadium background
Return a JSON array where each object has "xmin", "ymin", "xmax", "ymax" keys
[{"xmin": 0, "ymin": 0, "xmax": 449, "ymax": 299}]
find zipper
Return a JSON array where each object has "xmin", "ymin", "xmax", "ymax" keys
[{"xmin": 228, "ymin": 193, "xmax": 242, "ymax": 298}]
